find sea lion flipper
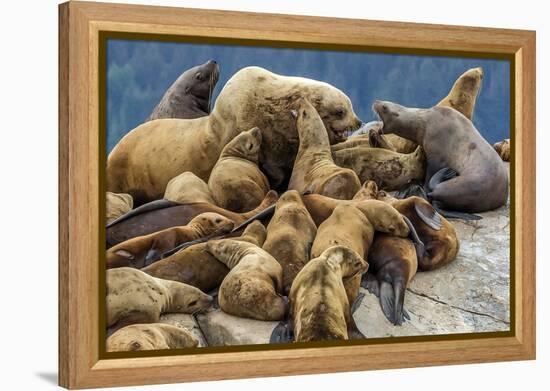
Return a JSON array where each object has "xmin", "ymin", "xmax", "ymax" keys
[
  {"xmin": 230, "ymin": 204, "xmax": 276, "ymax": 233},
  {"xmin": 361, "ymin": 273, "xmax": 380, "ymax": 297},
  {"xmin": 269, "ymin": 321, "xmax": 294, "ymax": 344},
  {"xmin": 428, "ymin": 167, "xmax": 458, "ymax": 191},
  {"xmin": 433, "ymin": 204, "xmax": 483, "ymax": 221},
  {"xmin": 106, "ymin": 199, "xmax": 182, "ymax": 228},
  {"xmin": 351, "ymin": 292, "xmax": 365, "ymax": 314},
  {"xmin": 414, "ymin": 202, "xmax": 442, "ymax": 231},
  {"xmin": 379, "ymin": 281, "xmax": 396, "ymax": 325},
  {"xmin": 395, "ymin": 183, "xmax": 428, "ymax": 200},
  {"xmin": 402, "ymin": 215, "xmax": 425, "ymax": 252}
]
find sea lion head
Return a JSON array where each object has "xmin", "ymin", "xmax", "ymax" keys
[
  {"xmin": 438, "ymin": 67, "xmax": 483, "ymax": 119},
  {"xmin": 239, "ymin": 220, "xmax": 267, "ymax": 247},
  {"xmin": 309, "ymin": 86, "xmax": 362, "ymax": 144},
  {"xmin": 322, "ymin": 245, "xmax": 368, "ymax": 278},
  {"xmin": 180, "ymin": 59, "xmax": 220, "ymax": 113},
  {"xmin": 359, "ymin": 200, "xmax": 410, "ymax": 237},
  {"xmin": 187, "ymin": 212, "xmax": 235, "ymax": 237},
  {"xmin": 222, "ymin": 127, "xmax": 263, "ymax": 161},
  {"xmin": 169, "ymin": 282, "xmax": 213, "ymax": 314},
  {"xmin": 352, "ymin": 180, "xmax": 380, "ymax": 201},
  {"xmin": 372, "ymin": 100, "xmax": 424, "ymax": 142}
]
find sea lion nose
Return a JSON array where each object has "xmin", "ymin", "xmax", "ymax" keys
[{"xmin": 208, "ymin": 59, "xmax": 217, "ymax": 65}]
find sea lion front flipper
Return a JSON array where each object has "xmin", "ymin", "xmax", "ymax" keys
[
  {"xmin": 106, "ymin": 199, "xmax": 182, "ymax": 228},
  {"xmin": 428, "ymin": 167, "xmax": 458, "ymax": 191},
  {"xmin": 402, "ymin": 215, "xmax": 425, "ymax": 261},
  {"xmin": 414, "ymin": 201, "xmax": 442, "ymax": 231},
  {"xmin": 361, "ymin": 273, "xmax": 380, "ymax": 297},
  {"xmin": 230, "ymin": 204, "xmax": 276, "ymax": 233},
  {"xmin": 351, "ymin": 292, "xmax": 365, "ymax": 314},
  {"xmin": 270, "ymin": 321, "xmax": 294, "ymax": 344},
  {"xmin": 432, "ymin": 203, "xmax": 483, "ymax": 221}
]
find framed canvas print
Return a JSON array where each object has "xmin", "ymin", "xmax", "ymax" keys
[{"xmin": 58, "ymin": 1, "xmax": 536, "ymax": 389}]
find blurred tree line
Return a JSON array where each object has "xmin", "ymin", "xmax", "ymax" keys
[{"xmin": 107, "ymin": 39, "xmax": 510, "ymax": 152}]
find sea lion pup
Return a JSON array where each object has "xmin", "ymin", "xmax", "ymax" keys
[
  {"xmin": 493, "ymin": 138, "xmax": 510, "ymax": 162},
  {"xmin": 106, "ymin": 212, "xmax": 234, "ymax": 269},
  {"xmin": 289, "ymin": 98, "xmax": 361, "ymax": 200},
  {"xmin": 364, "ymin": 233, "xmax": 418, "ymax": 325},
  {"xmin": 262, "ymin": 190, "xmax": 317, "ymax": 294},
  {"xmin": 106, "ymin": 190, "xmax": 278, "ymax": 247},
  {"xmin": 332, "ymin": 145, "xmax": 426, "ymax": 191},
  {"xmin": 290, "ymin": 246, "xmax": 368, "ymax": 341},
  {"xmin": 208, "ymin": 127, "xmax": 270, "ymax": 212},
  {"xmin": 382, "ymin": 67, "xmax": 485, "ymax": 154},
  {"xmin": 373, "ymin": 100, "xmax": 509, "ymax": 214},
  {"xmin": 331, "ymin": 121, "xmax": 396, "ymax": 152},
  {"xmin": 106, "ymin": 192, "xmax": 133, "ymax": 224},
  {"xmin": 106, "ymin": 267, "xmax": 212, "ymax": 331},
  {"xmin": 205, "ymin": 239, "xmax": 286, "ymax": 321},
  {"xmin": 142, "ymin": 221, "xmax": 267, "ymax": 293},
  {"xmin": 310, "ymin": 204, "xmax": 373, "ymax": 305},
  {"xmin": 148, "ymin": 59, "xmax": 220, "ymax": 121},
  {"xmin": 106, "ymin": 323, "xmax": 198, "ymax": 352},
  {"xmin": 164, "ymin": 172, "xmax": 215, "ymax": 204}
]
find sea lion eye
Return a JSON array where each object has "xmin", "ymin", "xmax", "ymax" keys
[
  {"xmin": 334, "ymin": 109, "xmax": 345, "ymax": 118},
  {"xmin": 188, "ymin": 300, "xmax": 198, "ymax": 307},
  {"xmin": 215, "ymin": 218, "xmax": 222, "ymax": 223},
  {"xmin": 195, "ymin": 72, "xmax": 203, "ymax": 80}
]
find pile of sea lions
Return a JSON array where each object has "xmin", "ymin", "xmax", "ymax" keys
[{"xmin": 104, "ymin": 63, "xmax": 510, "ymax": 351}]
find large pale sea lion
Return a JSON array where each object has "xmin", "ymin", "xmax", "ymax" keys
[
  {"xmin": 262, "ymin": 190, "xmax": 317, "ymax": 294},
  {"xmin": 164, "ymin": 171, "xmax": 215, "ymax": 204},
  {"xmin": 106, "ymin": 212, "xmax": 234, "ymax": 269},
  {"xmin": 142, "ymin": 221, "xmax": 267, "ymax": 293},
  {"xmin": 148, "ymin": 60, "xmax": 220, "ymax": 121},
  {"xmin": 332, "ymin": 145, "xmax": 425, "ymax": 191},
  {"xmin": 106, "ymin": 323, "xmax": 198, "ymax": 352},
  {"xmin": 208, "ymin": 127, "xmax": 269, "ymax": 212},
  {"xmin": 373, "ymin": 100, "xmax": 508, "ymax": 214},
  {"xmin": 382, "ymin": 67, "xmax": 485, "ymax": 154},
  {"xmin": 106, "ymin": 267, "xmax": 212, "ymax": 331},
  {"xmin": 106, "ymin": 190, "xmax": 278, "ymax": 247},
  {"xmin": 107, "ymin": 66, "xmax": 361, "ymax": 203},
  {"xmin": 493, "ymin": 138, "xmax": 510, "ymax": 162},
  {"xmin": 290, "ymin": 246, "xmax": 368, "ymax": 341},
  {"xmin": 289, "ymin": 98, "xmax": 361, "ymax": 199},
  {"xmin": 206, "ymin": 239, "xmax": 286, "ymax": 321},
  {"xmin": 106, "ymin": 192, "xmax": 133, "ymax": 224}
]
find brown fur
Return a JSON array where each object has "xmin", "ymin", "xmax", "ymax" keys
[
  {"xmin": 106, "ymin": 212, "xmax": 234, "ymax": 269},
  {"xmin": 332, "ymin": 145, "xmax": 425, "ymax": 191},
  {"xmin": 142, "ymin": 221, "xmax": 267, "ymax": 293},
  {"xmin": 106, "ymin": 268, "xmax": 212, "ymax": 331},
  {"xmin": 106, "ymin": 192, "xmax": 133, "ymax": 224},
  {"xmin": 164, "ymin": 171, "xmax": 215, "ymax": 204},
  {"xmin": 289, "ymin": 98, "xmax": 361, "ymax": 199},
  {"xmin": 290, "ymin": 246, "xmax": 367, "ymax": 342},
  {"xmin": 208, "ymin": 127, "xmax": 270, "ymax": 212},
  {"xmin": 206, "ymin": 239, "xmax": 286, "ymax": 321},
  {"xmin": 106, "ymin": 323, "xmax": 198, "ymax": 352},
  {"xmin": 493, "ymin": 139, "xmax": 510, "ymax": 162},
  {"xmin": 262, "ymin": 190, "xmax": 317, "ymax": 294},
  {"xmin": 107, "ymin": 67, "xmax": 361, "ymax": 203}
]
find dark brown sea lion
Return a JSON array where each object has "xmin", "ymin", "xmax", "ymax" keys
[
  {"xmin": 148, "ymin": 60, "xmax": 220, "ymax": 121},
  {"xmin": 373, "ymin": 100, "xmax": 509, "ymax": 214},
  {"xmin": 206, "ymin": 239, "xmax": 286, "ymax": 321},
  {"xmin": 106, "ymin": 190, "xmax": 278, "ymax": 247},
  {"xmin": 493, "ymin": 138, "xmax": 510, "ymax": 162},
  {"xmin": 142, "ymin": 221, "xmax": 267, "ymax": 293},
  {"xmin": 106, "ymin": 268, "xmax": 212, "ymax": 331},
  {"xmin": 289, "ymin": 98, "xmax": 361, "ymax": 199},
  {"xmin": 208, "ymin": 127, "xmax": 270, "ymax": 212},
  {"xmin": 332, "ymin": 145, "xmax": 425, "ymax": 191},
  {"xmin": 106, "ymin": 323, "xmax": 198, "ymax": 352},
  {"xmin": 106, "ymin": 212, "xmax": 234, "ymax": 269},
  {"xmin": 290, "ymin": 245, "xmax": 368, "ymax": 341},
  {"xmin": 107, "ymin": 66, "xmax": 361, "ymax": 203},
  {"xmin": 262, "ymin": 190, "xmax": 317, "ymax": 294}
]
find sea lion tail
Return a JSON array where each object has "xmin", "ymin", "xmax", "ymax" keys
[{"xmin": 379, "ymin": 279, "xmax": 409, "ymax": 326}]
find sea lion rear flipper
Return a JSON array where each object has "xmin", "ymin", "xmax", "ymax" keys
[
  {"xmin": 395, "ymin": 183, "xmax": 428, "ymax": 200},
  {"xmin": 230, "ymin": 204, "xmax": 276, "ymax": 233},
  {"xmin": 428, "ymin": 167, "xmax": 458, "ymax": 191},
  {"xmin": 402, "ymin": 215, "xmax": 425, "ymax": 259},
  {"xmin": 270, "ymin": 321, "xmax": 294, "ymax": 344},
  {"xmin": 361, "ymin": 273, "xmax": 380, "ymax": 297},
  {"xmin": 432, "ymin": 203, "xmax": 482, "ymax": 221},
  {"xmin": 379, "ymin": 279, "xmax": 407, "ymax": 326},
  {"xmin": 106, "ymin": 199, "xmax": 182, "ymax": 228},
  {"xmin": 414, "ymin": 202, "xmax": 442, "ymax": 231}
]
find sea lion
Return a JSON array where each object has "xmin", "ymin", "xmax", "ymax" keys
[
  {"xmin": 373, "ymin": 100, "xmax": 509, "ymax": 213},
  {"xmin": 262, "ymin": 190, "xmax": 317, "ymax": 294},
  {"xmin": 332, "ymin": 121, "xmax": 396, "ymax": 152},
  {"xmin": 332, "ymin": 145, "xmax": 426, "ymax": 191},
  {"xmin": 148, "ymin": 60, "xmax": 220, "ymax": 121},
  {"xmin": 106, "ymin": 192, "xmax": 133, "ymax": 224},
  {"xmin": 106, "ymin": 212, "xmax": 234, "ymax": 269},
  {"xmin": 106, "ymin": 323, "xmax": 198, "ymax": 352},
  {"xmin": 205, "ymin": 239, "xmax": 286, "ymax": 321},
  {"xmin": 106, "ymin": 190, "xmax": 278, "ymax": 247},
  {"xmin": 164, "ymin": 172, "xmax": 216, "ymax": 204},
  {"xmin": 107, "ymin": 66, "xmax": 361, "ymax": 203},
  {"xmin": 363, "ymin": 233, "xmax": 418, "ymax": 325},
  {"xmin": 208, "ymin": 127, "xmax": 270, "ymax": 212},
  {"xmin": 380, "ymin": 67, "xmax": 485, "ymax": 154},
  {"xmin": 289, "ymin": 98, "xmax": 361, "ymax": 199},
  {"xmin": 142, "ymin": 221, "xmax": 267, "ymax": 293},
  {"xmin": 290, "ymin": 245, "xmax": 368, "ymax": 341},
  {"xmin": 311, "ymin": 204, "xmax": 373, "ymax": 305},
  {"xmin": 106, "ymin": 267, "xmax": 212, "ymax": 331},
  {"xmin": 493, "ymin": 138, "xmax": 510, "ymax": 162}
]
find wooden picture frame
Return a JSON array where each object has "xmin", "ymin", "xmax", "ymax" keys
[{"xmin": 59, "ymin": 1, "xmax": 536, "ymax": 389}]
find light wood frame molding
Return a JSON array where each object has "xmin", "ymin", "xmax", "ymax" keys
[{"xmin": 59, "ymin": 1, "xmax": 536, "ymax": 389}]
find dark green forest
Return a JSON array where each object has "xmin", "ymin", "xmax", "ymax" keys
[{"xmin": 106, "ymin": 39, "xmax": 510, "ymax": 152}]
